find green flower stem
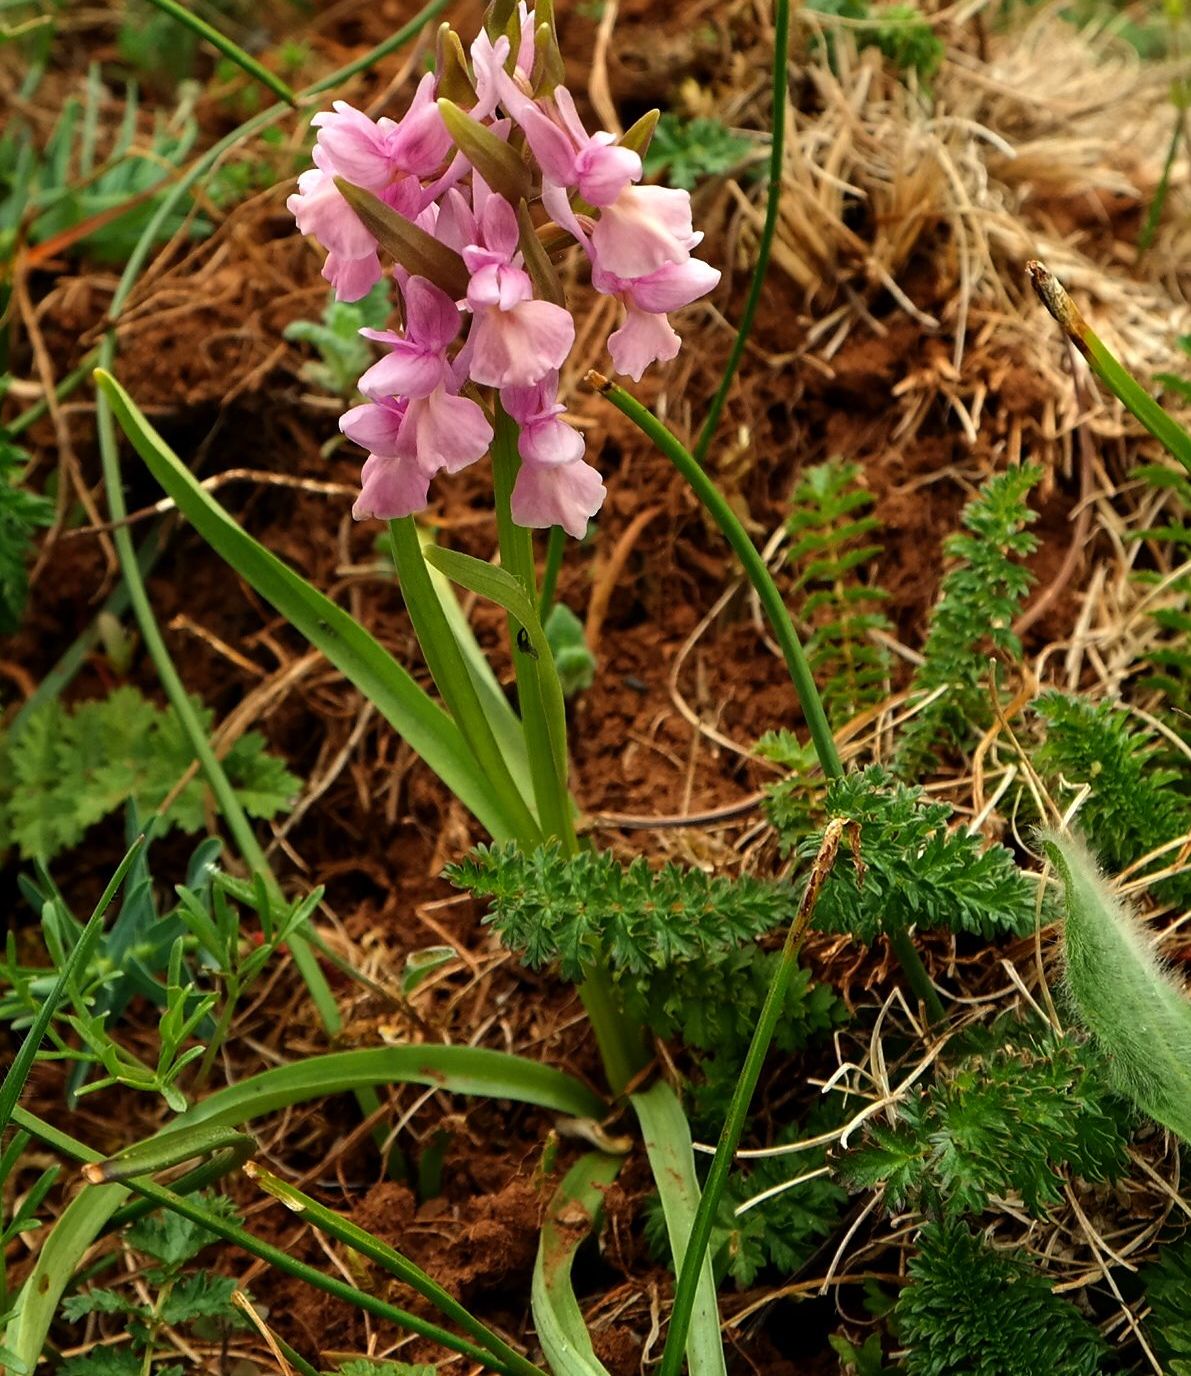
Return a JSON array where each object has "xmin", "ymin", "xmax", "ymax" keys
[
  {"xmin": 591, "ymin": 372, "xmax": 841, "ymax": 780},
  {"xmin": 693, "ymin": 0, "xmax": 789, "ymax": 466},
  {"xmin": 490, "ymin": 410, "xmax": 578, "ymax": 849},
  {"xmin": 245, "ymin": 1162, "xmax": 548, "ymax": 1376},
  {"xmin": 389, "ymin": 516, "xmax": 541, "ymax": 843},
  {"xmin": 141, "ymin": 0, "xmax": 297, "ymax": 105},
  {"xmin": 538, "ymin": 524, "xmax": 566, "ymax": 620},
  {"xmin": 490, "ymin": 408, "xmax": 648, "ymax": 1095},
  {"xmin": 12, "ymin": 1108, "xmax": 518, "ymax": 1375}
]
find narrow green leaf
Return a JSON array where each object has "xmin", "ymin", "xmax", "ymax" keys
[
  {"xmin": 5, "ymin": 1045, "xmax": 602, "ymax": 1369},
  {"xmin": 1028, "ymin": 261, "xmax": 1191, "ymax": 476},
  {"xmin": 0, "ymin": 836, "xmax": 143, "ymax": 1134},
  {"xmin": 619, "ymin": 109, "xmax": 660, "ymax": 159},
  {"xmin": 334, "ymin": 179, "xmax": 469, "ymax": 299},
  {"xmin": 94, "ymin": 369, "xmax": 521, "ymax": 843},
  {"xmin": 531, "ymin": 1154, "xmax": 621, "ymax": 1376},
  {"xmin": 438, "ymin": 98, "xmax": 529, "ymax": 204},
  {"xmin": 631, "ymin": 1082, "xmax": 727, "ymax": 1376},
  {"xmin": 1045, "ymin": 830, "xmax": 1191, "ymax": 1144}
]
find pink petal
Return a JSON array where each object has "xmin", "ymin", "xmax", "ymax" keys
[
  {"xmin": 403, "ymin": 389, "xmax": 494, "ymax": 474},
  {"xmin": 608, "ymin": 306, "xmax": 680, "ymax": 381},
  {"xmin": 520, "ymin": 415, "xmax": 585, "ymax": 467},
  {"xmin": 402, "ymin": 276, "xmax": 463, "ymax": 351},
  {"xmin": 500, "ymin": 372, "xmax": 560, "ymax": 425},
  {"xmin": 352, "ymin": 450, "xmax": 436, "ymax": 521},
  {"xmin": 358, "ymin": 343, "xmax": 445, "ymax": 400},
  {"xmin": 626, "ymin": 257, "xmax": 721, "ymax": 313},
  {"xmin": 575, "ymin": 139, "xmax": 641, "ymax": 207},
  {"xmin": 591, "ymin": 184, "xmax": 695, "ymax": 279},
  {"xmin": 511, "ymin": 459, "xmax": 605, "ymax": 538},
  {"xmin": 322, "ymin": 250, "xmax": 382, "ymax": 301},
  {"xmin": 312, "ymin": 102, "xmax": 394, "ymax": 189},
  {"xmin": 467, "ymin": 299, "xmax": 575, "ymax": 388},
  {"xmin": 289, "ymin": 168, "xmax": 375, "ymax": 258},
  {"xmin": 519, "ymin": 105, "xmax": 578, "ymax": 187},
  {"xmin": 480, "ymin": 193, "xmax": 522, "ymax": 261},
  {"xmin": 390, "ymin": 73, "xmax": 453, "ymax": 175},
  {"xmin": 340, "ymin": 398, "xmax": 407, "ymax": 456}
]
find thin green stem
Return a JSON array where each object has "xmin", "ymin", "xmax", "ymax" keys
[
  {"xmin": 389, "ymin": 516, "xmax": 541, "ymax": 843},
  {"xmin": 490, "ymin": 411, "xmax": 577, "ymax": 848},
  {"xmin": 1138, "ymin": 103, "xmax": 1184, "ymax": 253},
  {"xmin": 491, "ymin": 408, "xmax": 648, "ymax": 1095},
  {"xmin": 593, "ymin": 374, "xmax": 841, "ymax": 781},
  {"xmin": 888, "ymin": 927, "xmax": 945, "ymax": 1022},
  {"xmin": 692, "ymin": 0, "xmax": 789, "ymax": 466},
  {"xmin": 141, "ymin": 0, "xmax": 297, "ymax": 105},
  {"xmin": 538, "ymin": 524, "xmax": 566, "ymax": 620},
  {"xmin": 658, "ymin": 821, "xmax": 851, "ymax": 1376},
  {"xmin": 6, "ymin": 347, "xmax": 99, "ymax": 438},
  {"xmin": 13, "ymin": 1109, "xmax": 515, "ymax": 1373}
]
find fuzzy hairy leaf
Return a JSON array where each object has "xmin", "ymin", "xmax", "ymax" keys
[
  {"xmin": 1036, "ymin": 692, "xmax": 1191, "ymax": 905},
  {"xmin": 777, "ymin": 765, "xmax": 1036, "ymax": 942},
  {"xmin": 896, "ymin": 1220, "xmax": 1110, "ymax": 1375},
  {"xmin": 283, "ymin": 281, "xmax": 391, "ymax": 399},
  {"xmin": 786, "ymin": 459, "xmax": 892, "ymax": 723},
  {"xmin": 839, "ymin": 1018, "xmax": 1128, "ymax": 1213},
  {"xmin": 1144, "ymin": 1236, "xmax": 1191, "ymax": 1374},
  {"xmin": 158, "ymin": 1271, "xmax": 239, "ymax": 1326},
  {"xmin": 126, "ymin": 1196, "xmax": 242, "ymax": 1271},
  {"xmin": 0, "ymin": 687, "xmax": 298, "ymax": 859},
  {"xmin": 1047, "ymin": 831, "xmax": 1191, "ymax": 1145},
  {"xmin": 897, "ymin": 465, "xmax": 1042, "ymax": 772}
]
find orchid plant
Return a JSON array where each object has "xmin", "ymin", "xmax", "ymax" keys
[{"xmin": 8, "ymin": 2, "xmax": 847, "ymax": 1374}]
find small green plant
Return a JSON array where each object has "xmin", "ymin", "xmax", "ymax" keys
[
  {"xmin": 896, "ymin": 466, "xmax": 1042, "ymax": 773},
  {"xmin": 543, "ymin": 602, "xmax": 596, "ymax": 697},
  {"xmin": 283, "ymin": 281, "xmax": 392, "ymax": 399},
  {"xmin": 0, "ymin": 685, "xmax": 299, "ymax": 860},
  {"xmin": 59, "ymin": 1196, "xmax": 250, "ymax": 1376},
  {"xmin": 1036, "ymin": 691, "xmax": 1191, "ymax": 903},
  {"xmin": 0, "ymin": 428, "xmax": 52, "ymax": 633},
  {"xmin": 1131, "ymin": 461, "xmax": 1191, "ymax": 717},
  {"xmin": 643, "ymin": 114, "xmax": 754, "ymax": 190},
  {"xmin": 805, "ymin": 0, "xmax": 945, "ymax": 83},
  {"xmin": 770, "ymin": 765, "xmax": 1036, "ymax": 944},
  {"xmin": 1, "ymin": 68, "xmax": 204, "ymax": 266},
  {"xmin": 839, "ymin": 1017, "xmax": 1128, "ymax": 1214},
  {"xmin": 895, "ymin": 1219, "xmax": 1109, "ymax": 1375},
  {"xmin": 1143, "ymin": 1236, "xmax": 1191, "ymax": 1375},
  {"xmin": 785, "ymin": 458, "xmax": 893, "ymax": 723}
]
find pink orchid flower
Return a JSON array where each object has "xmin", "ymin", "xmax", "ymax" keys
[
  {"xmin": 503, "ymin": 373, "xmax": 602, "ymax": 537},
  {"xmin": 594, "ymin": 258, "xmax": 722, "ymax": 380},
  {"xmin": 518, "ymin": 86, "xmax": 641, "ymax": 207},
  {"xmin": 590, "ymin": 183, "xmax": 699, "ymax": 280},
  {"xmin": 463, "ymin": 195, "xmax": 575, "ymax": 389},
  {"xmin": 313, "ymin": 80, "xmax": 452, "ymax": 188}
]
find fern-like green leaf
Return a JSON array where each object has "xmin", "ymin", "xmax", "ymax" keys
[
  {"xmin": 896, "ymin": 465, "xmax": 1042, "ymax": 772},
  {"xmin": 0, "ymin": 433, "xmax": 53, "ymax": 634},
  {"xmin": 896, "ymin": 1219, "xmax": 1110, "ymax": 1375},
  {"xmin": 1036, "ymin": 691, "xmax": 1191, "ymax": 905},
  {"xmin": 1144, "ymin": 1236, "xmax": 1191, "ymax": 1375},
  {"xmin": 786, "ymin": 460, "xmax": 892, "ymax": 723},
  {"xmin": 839, "ymin": 1018, "xmax": 1128, "ymax": 1213},
  {"xmin": 777, "ymin": 765, "xmax": 1036, "ymax": 943},
  {"xmin": 1047, "ymin": 830, "xmax": 1191, "ymax": 1145},
  {"xmin": 0, "ymin": 688, "xmax": 298, "ymax": 860}
]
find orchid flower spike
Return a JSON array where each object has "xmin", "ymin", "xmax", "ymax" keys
[{"xmin": 289, "ymin": 1, "xmax": 718, "ymax": 531}]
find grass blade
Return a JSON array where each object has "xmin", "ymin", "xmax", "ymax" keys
[
  {"xmin": 1028, "ymin": 260, "xmax": 1191, "ymax": 475},
  {"xmin": 95, "ymin": 368, "xmax": 525, "ymax": 844},
  {"xmin": 1045, "ymin": 830, "xmax": 1191, "ymax": 1144},
  {"xmin": 631, "ymin": 1082, "xmax": 727, "ymax": 1376},
  {"xmin": 4, "ymin": 1045, "xmax": 602, "ymax": 1368},
  {"xmin": 246, "ymin": 1162, "xmax": 547, "ymax": 1376},
  {"xmin": 531, "ymin": 1153, "xmax": 622, "ymax": 1376},
  {"xmin": 0, "ymin": 836, "xmax": 143, "ymax": 1134}
]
